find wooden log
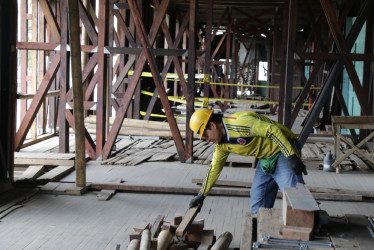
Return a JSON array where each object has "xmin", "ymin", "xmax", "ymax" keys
[
  {"xmin": 210, "ymin": 231, "xmax": 233, "ymax": 250},
  {"xmin": 156, "ymin": 230, "xmax": 173, "ymax": 250},
  {"xmin": 128, "ymin": 239, "xmax": 140, "ymax": 250},
  {"xmin": 140, "ymin": 229, "xmax": 151, "ymax": 250},
  {"xmin": 176, "ymin": 207, "xmax": 200, "ymax": 237}
]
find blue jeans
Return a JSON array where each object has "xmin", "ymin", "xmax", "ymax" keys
[{"xmin": 250, "ymin": 152, "xmax": 305, "ymax": 214}]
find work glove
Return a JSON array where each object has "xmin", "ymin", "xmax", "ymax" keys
[
  {"xmin": 189, "ymin": 194, "xmax": 205, "ymax": 210},
  {"xmin": 287, "ymin": 154, "xmax": 307, "ymax": 175}
]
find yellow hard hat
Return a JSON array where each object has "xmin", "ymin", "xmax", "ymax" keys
[{"xmin": 190, "ymin": 108, "xmax": 213, "ymax": 137}]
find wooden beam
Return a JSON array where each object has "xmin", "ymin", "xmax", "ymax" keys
[
  {"xmin": 15, "ymin": 53, "xmax": 60, "ymax": 151},
  {"xmin": 320, "ymin": 0, "xmax": 371, "ymax": 115},
  {"xmin": 113, "ymin": 9, "xmax": 136, "ymax": 47},
  {"xmin": 65, "ymin": 110, "xmax": 96, "ymax": 160},
  {"xmin": 176, "ymin": 207, "xmax": 200, "ymax": 237},
  {"xmin": 78, "ymin": 0, "xmax": 98, "ymax": 44},
  {"xmin": 39, "ymin": 0, "xmax": 60, "ymax": 41},
  {"xmin": 37, "ymin": 165, "xmax": 75, "ymax": 182},
  {"xmin": 128, "ymin": 0, "xmax": 186, "ymax": 161},
  {"xmin": 144, "ymin": 9, "xmax": 189, "ymax": 120},
  {"xmin": 299, "ymin": 0, "xmax": 374, "ymax": 146},
  {"xmin": 17, "ymin": 165, "xmax": 45, "ymax": 181},
  {"xmin": 101, "ymin": 0, "xmax": 170, "ymax": 160}
]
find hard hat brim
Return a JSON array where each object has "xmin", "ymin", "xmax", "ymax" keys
[{"xmin": 197, "ymin": 109, "xmax": 213, "ymax": 138}]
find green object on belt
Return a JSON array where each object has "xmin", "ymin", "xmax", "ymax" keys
[{"xmin": 259, "ymin": 152, "xmax": 281, "ymax": 174}]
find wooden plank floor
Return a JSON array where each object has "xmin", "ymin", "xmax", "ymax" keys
[
  {"xmin": 6, "ymin": 122, "xmax": 374, "ymax": 250},
  {"xmin": 3, "ymin": 159, "xmax": 374, "ymax": 249}
]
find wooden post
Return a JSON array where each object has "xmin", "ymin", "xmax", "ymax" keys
[
  {"xmin": 0, "ymin": 0, "xmax": 17, "ymax": 181},
  {"xmin": 203, "ymin": 0, "xmax": 213, "ymax": 107},
  {"xmin": 186, "ymin": 0, "xmax": 197, "ymax": 162},
  {"xmin": 59, "ymin": 0, "xmax": 70, "ymax": 152},
  {"xmin": 278, "ymin": 0, "xmax": 297, "ymax": 127},
  {"xmin": 96, "ymin": 0, "xmax": 108, "ymax": 158},
  {"xmin": 270, "ymin": 12, "xmax": 278, "ymax": 114},
  {"xmin": 68, "ymin": 0, "xmax": 86, "ymax": 187},
  {"xmin": 30, "ymin": 0, "xmax": 38, "ymax": 139}
]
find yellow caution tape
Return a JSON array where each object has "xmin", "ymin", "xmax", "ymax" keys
[
  {"xmin": 139, "ymin": 111, "xmax": 186, "ymax": 120},
  {"xmin": 127, "ymin": 70, "xmax": 321, "ymax": 90},
  {"xmin": 140, "ymin": 90, "xmax": 312, "ymax": 107}
]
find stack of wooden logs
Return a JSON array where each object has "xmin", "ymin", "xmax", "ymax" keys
[{"xmin": 126, "ymin": 211, "xmax": 233, "ymax": 250}]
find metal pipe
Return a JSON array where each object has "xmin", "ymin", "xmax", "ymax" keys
[
  {"xmin": 253, "ymin": 242, "xmax": 307, "ymax": 249},
  {"xmin": 263, "ymin": 235, "xmax": 332, "ymax": 247}
]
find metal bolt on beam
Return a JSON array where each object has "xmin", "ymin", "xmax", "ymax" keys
[{"xmin": 263, "ymin": 235, "xmax": 333, "ymax": 247}]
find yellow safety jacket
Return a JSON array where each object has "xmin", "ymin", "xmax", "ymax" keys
[{"xmin": 199, "ymin": 111, "xmax": 298, "ymax": 196}]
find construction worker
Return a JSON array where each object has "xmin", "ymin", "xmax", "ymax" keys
[{"xmin": 188, "ymin": 108, "xmax": 307, "ymax": 214}]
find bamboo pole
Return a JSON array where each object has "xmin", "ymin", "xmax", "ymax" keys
[{"xmin": 68, "ymin": 0, "xmax": 86, "ymax": 187}]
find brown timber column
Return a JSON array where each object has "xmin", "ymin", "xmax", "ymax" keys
[
  {"xmin": 0, "ymin": 0, "xmax": 17, "ymax": 181},
  {"xmin": 186, "ymin": 0, "xmax": 198, "ymax": 162},
  {"xmin": 59, "ymin": 0, "xmax": 70, "ymax": 152},
  {"xmin": 224, "ymin": 10, "xmax": 231, "ymax": 111},
  {"xmin": 96, "ymin": 0, "xmax": 109, "ymax": 158},
  {"xmin": 270, "ymin": 12, "xmax": 279, "ymax": 114},
  {"xmin": 68, "ymin": 0, "xmax": 86, "ymax": 187},
  {"xmin": 278, "ymin": 0, "xmax": 297, "ymax": 127},
  {"xmin": 203, "ymin": 0, "xmax": 213, "ymax": 107}
]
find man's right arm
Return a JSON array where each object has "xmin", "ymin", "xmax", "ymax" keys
[
  {"xmin": 199, "ymin": 145, "xmax": 229, "ymax": 196},
  {"xmin": 189, "ymin": 145, "xmax": 228, "ymax": 209}
]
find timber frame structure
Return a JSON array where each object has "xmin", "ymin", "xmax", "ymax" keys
[{"xmin": 0, "ymin": 0, "xmax": 373, "ymax": 183}]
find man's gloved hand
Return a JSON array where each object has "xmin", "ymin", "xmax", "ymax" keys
[
  {"xmin": 189, "ymin": 194, "xmax": 205, "ymax": 209},
  {"xmin": 287, "ymin": 154, "xmax": 307, "ymax": 175}
]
